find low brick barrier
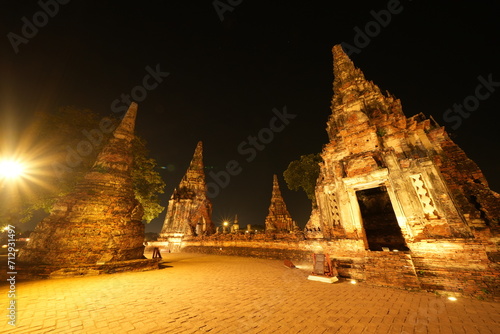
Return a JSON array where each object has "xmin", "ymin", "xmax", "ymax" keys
[{"xmin": 168, "ymin": 237, "xmax": 500, "ymax": 301}]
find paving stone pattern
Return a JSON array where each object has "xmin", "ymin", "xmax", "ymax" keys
[{"xmin": 2, "ymin": 253, "xmax": 499, "ymax": 333}]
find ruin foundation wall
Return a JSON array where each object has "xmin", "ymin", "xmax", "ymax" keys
[{"xmin": 160, "ymin": 236, "xmax": 500, "ymax": 301}]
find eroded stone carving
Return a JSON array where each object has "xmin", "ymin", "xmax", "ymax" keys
[{"xmin": 410, "ymin": 174, "xmax": 439, "ymax": 219}]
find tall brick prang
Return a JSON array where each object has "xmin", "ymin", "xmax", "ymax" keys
[
  {"xmin": 19, "ymin": 103, "xmax": 145, "ymax": 266},
  {"xmin": 307, "ymin": 44, "xmax": 500, "ymax": 297},
  {"xmin": 159, "ymin": 141, "xmax": 214, "ymax": 246},
  {"xmin": 265, "ymin": 174, "xmax": 297, "ymax": 233}
]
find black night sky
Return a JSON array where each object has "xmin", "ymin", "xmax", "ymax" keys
[{"xmin": 1, "ymin": 0, "xmax": 499, "ymax": 233}]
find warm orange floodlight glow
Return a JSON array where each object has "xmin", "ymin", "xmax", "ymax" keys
[
  {"xmin": 0, "ymin": 108, "xmax": 65, "ymax": 204},
  {"xmin": 0, "ymin": 160, "xmax": 25, "ymax": 179}
]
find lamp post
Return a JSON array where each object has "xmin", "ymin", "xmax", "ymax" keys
[{"xmin": 223, "ymin": 221, "xmax": 229, "ymax": 234}]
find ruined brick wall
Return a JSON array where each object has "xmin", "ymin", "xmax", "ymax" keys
[
  {"xmin": 410, "ymin": 239, "xmax": 499, "ymax": 298},
  {"xmin": 428, "ymin": 129, "xmax": 500, "ymax": 231},
  {"xmin": 178, "ymin": 238, "xmax": 499, "ymax": 300},
  {"xmin": 362, "ymin": 252, "xmax": 420, "ymax": 290}
]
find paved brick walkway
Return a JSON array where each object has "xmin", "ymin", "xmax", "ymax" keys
[{"xmin": 2, "ymin": 253, "xmax": 500, "ymax": 333}]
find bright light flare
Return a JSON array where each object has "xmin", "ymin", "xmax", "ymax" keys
[
  {"xmin": 0, "ymin": 160, "xmax": 25, "ymax": 179},
  {"xmin": 447, "ymin": 296, "xmax": 457, "ymax": 301}
]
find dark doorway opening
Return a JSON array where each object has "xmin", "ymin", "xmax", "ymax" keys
[{"xmin": 356, "ymin": 187, "xmax": 409, "ymax": 251}]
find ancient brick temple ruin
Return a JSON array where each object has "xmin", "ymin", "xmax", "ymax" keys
[
  {"xmin": 265, "ymin": 174, "xmax": 298, "ymax": 233},
  {"xmin": 20, "ymin": 103, "xmax": 147, "ymax": 270},
  {"xmin": 158, "ymin": 141, "xmax": 214, "ymax": 251},
  {"xmin": 178, "ymin": 45, "xmax": 500, "ymax": 299},
  {"xmin": 305, "ymin": 44, "xmax": 500, "ymax": 295}
]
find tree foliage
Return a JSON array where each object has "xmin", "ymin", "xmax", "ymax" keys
[
  {"xmin": 131, "ymin": 137, "xmax": 166, "ymax": 223},
  {"xmin": 1, "ymin": 106, "xmax": 165, "ymax": 224},
  {"xmin": 283, "ymin": 153, "xmax": 322, "ymax": 205}
]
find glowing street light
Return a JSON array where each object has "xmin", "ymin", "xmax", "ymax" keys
[{"xmin": 0, "ymin": 160, "xmax": 25, "ymax": 179}]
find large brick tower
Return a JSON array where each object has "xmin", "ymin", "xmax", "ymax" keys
[
  {"xmin": 265, "ymin": 174, "xmax": 298, "ymax": 233},
  {"xmin": 20, "ymin": 103, "xmax": 145, "ymax": 266},
  {"xmin": 159, "ymin": 141, "xmax": 214, "ymax": 250},
  {"xmin": 307, "ymin": 45, "xmax": 500, "ymax": 296}
]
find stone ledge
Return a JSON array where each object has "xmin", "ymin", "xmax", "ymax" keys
[{"xmin": 8, "ymin": 259, "xmax": 160, "ymax": 281}]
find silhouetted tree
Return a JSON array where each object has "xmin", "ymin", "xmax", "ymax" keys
[{"xmin": 283, "ymin": 153, "xmax": 322, "ymax": 206}]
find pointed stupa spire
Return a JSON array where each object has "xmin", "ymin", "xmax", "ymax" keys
[
  {"xmin": 160, "ymin": 141, "xmax": 215, "ymax": 239},
  {"xmin": 178, "ymin": 141, "xmax": 205, "ymax": 191},
  {"xmin": 92, "ymin": 103, "xmax": 138, "ymax": 173},
  {"xmin": 332, "ymin": 45, "xmax": 359, "ymax": 86},
  {"xmin": 331, "ymin": 45, "xmax": 378, "ymax": 106},
  {"xmin": 327, "ymin": 44, "xmax": 405, "ymax": 142},
  {"xmin": 188, "ymin": 141, "xmax": 204, "ymax": 173},
  {"xmin": 272, "ymin": 174, "xmax": 282, "ymax": 197},
  {"xmin": 114, "ymin": 102, "xmax": 138, "ymax": 141},
  {"xmin": 264, "ymin": 174, "xmax": 297, "ymax": 233}
]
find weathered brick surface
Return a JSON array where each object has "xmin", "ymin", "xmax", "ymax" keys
[
  {"xmin": 410, "ymin": 239, "xmax": 500, "ymax": 299},
  {"xmin": 19, "ymin": 103, "xmax": 145, "ymax": 266},
  {"xmin": 363, "ymin": 252, "xmax": 420, "ymax": 289},
  {"xmin": 159, "ymin": 141, "xmax": 214, "ymax": 246},
  {"xmin": 300, "ymin": 44, "xmax": 500, "ymax": 299},
  {"xmin": 264, "ymin": 175, "xmax": 298, "ymax": 233}
]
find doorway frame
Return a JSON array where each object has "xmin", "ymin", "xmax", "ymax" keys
[{"xmin": 343, "ymin": 169, "xmax": 412, "ymax": 250}]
